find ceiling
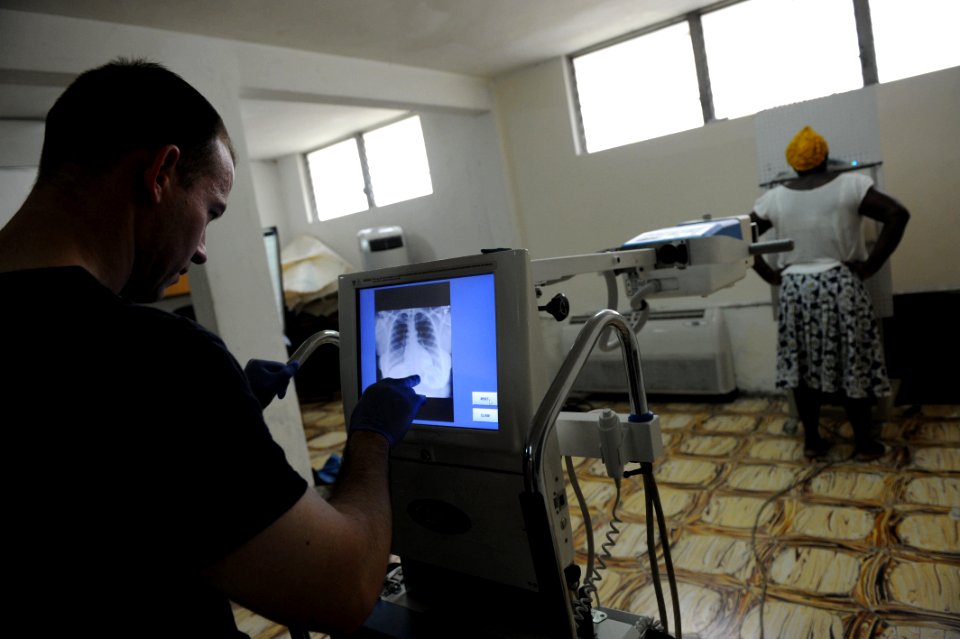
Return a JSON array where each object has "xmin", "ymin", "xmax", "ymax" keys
[{"xmin": 0, "ymin": 0, "xmax": 718, "ymax": 159}]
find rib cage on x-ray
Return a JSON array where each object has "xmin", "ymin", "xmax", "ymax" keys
[{"xmin": 376, "ymin": 307, "xmax": 452, "ymax": 398}]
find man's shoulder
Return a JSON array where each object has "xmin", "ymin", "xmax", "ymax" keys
[
  {"xmin": 0, "ymin": 265, "xmax": 104, "ymax": 294},
  {"xmin": 120, "ymin": 302, "xmax": 237, "ymax": 374},
  {"xmin": 0, "ymin": 266, "xmax": 231, "ymax": 363}
]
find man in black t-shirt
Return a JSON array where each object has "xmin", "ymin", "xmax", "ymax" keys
[{"xmin": 0, "ymin": 59, "xmax": 423, "ymax": 637}]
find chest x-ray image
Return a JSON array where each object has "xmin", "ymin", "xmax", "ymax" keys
[
  {"xmin": 376, "ymin": 306, "xmax": 452, "ymax": 395},
  {"xmin": 374, "ymin": 282, "xmax": 454, "ymax": 422}
]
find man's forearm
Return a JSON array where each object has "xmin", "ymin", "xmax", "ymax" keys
[
  {"xmin": 203, "ymin": 431, "xmax": 397, "ymax": 633},
  {"xmin": 329, "ymin": 431, "xmax": 393, "ymax": 573}
]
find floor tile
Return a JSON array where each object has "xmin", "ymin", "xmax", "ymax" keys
[{"xmin": 237, "ymin": 392, "xmax": 960, "ymax": 638}]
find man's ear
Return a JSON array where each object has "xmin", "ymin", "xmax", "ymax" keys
[{"xmin": 144, "ymin": 144, "xmax": 181, "ymax": 204}]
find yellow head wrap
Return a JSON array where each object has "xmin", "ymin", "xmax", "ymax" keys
[{"xmin": 785, "ymin": 126, "xmax": 829, "ymax": 172}]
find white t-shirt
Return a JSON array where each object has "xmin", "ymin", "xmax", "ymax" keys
[{"xmin": 753, "ymin": 172, "xmax": 873, "ymax": 274}]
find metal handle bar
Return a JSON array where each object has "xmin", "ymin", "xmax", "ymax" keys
[
  {"xmin": 749, "ymin": 239, "xmax": 794, "ymax": 255},
  {"xmin": 287, "ymin": 330, "xmax": 340, "ymax": 366}
]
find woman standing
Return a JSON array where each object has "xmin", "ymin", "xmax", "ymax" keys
[{"xmin": 751, "ymin": 126, "xmax": 910, "ymax": 461}]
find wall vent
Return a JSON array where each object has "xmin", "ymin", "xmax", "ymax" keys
[{"xmin": 562, "ymin": 307, "xmax": 736, "ymax": 397}]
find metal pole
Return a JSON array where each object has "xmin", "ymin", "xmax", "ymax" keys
[
  {"xmin": 288, "ymin": 330, "xmax": 340, "ymax": 366},
  {"xmin": 523, "ymin": 309, "xmax": 649, "ymax": 494}
]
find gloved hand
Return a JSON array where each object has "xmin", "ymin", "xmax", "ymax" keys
[
  {"xmin": 244, "ymin": 359, "xmax": 300, "ymax": 408},
  {"xmin": 349, "ymin": 375, "xmax": 426, "ymax": 448}
]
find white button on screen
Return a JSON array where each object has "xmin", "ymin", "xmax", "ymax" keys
[
  {"xmin": 472, "ymin": 391, "xmax": 498, "ymax": 406},
  {"xmin": 473, "ymin": 408, "xmax": 498, "ymax": 423}
]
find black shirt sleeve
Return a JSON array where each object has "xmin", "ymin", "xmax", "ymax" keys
[{"xmin": 125, "ymin": 312, "xmax": 308, "ymax": 568}]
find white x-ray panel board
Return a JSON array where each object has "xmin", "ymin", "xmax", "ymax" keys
[{"xmin": 755, "ymin": 87, "xmax": 881, "ymax": 187}]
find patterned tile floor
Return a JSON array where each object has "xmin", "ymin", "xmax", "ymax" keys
[{"xmin": 235, "ymin": 395, "xmax": 960, "ymax": 639}]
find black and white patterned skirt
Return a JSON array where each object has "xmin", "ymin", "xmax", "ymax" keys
[{"xmin": 777, "ymin": 266, "xmax": 890, "ymax": 398}]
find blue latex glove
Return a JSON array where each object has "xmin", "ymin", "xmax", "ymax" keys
[
  {"xmin": 349, "ymin": 375, "xmax": 426, "ymax": 448},
  {"xmin": 244, "ymin": 359, "xmax": 300, "ymax": 408},
  {"xmin": 314, "ymin": 453, "xmax": 342, "ymax": 485}
]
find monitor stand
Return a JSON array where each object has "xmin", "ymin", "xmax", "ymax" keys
[{"xmin": 339, "ymin": 563, "xmax": 649, "ymax": 639}]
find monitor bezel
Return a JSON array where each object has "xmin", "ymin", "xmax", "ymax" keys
[{"xmin": 338, "ymin": 249, "xmax": 545, "ymax": 471}]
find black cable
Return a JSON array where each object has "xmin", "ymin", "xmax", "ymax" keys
[
  {"xmin": 751, "ymin": 458, "xmax": 836, "ymax": 639},
  {"xmin": 565, "ymin": 455, "xmax": 600, "ymax": 616},
  {"xmin": 563, "ymin": 397, "xmax": 597, "ymax": 412},
  {"xmin": 645, "ymin": 465, "xmax": 682, "ymax": 639},
  {"xmin": 752, "ymin": 400, "xmax": 870, "ymax": 637},
  {"xmin": 643, "ymin": 471, "xmax": 669, "ymax": 633}
]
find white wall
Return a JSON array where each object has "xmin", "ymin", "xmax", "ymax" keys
[
  {"xmin": 0, "ymin": 167, "xmax": 37, "ymax": 224},
  {"xmin": 265, "ymin": 109, "xmax": 520, "ymax": 269},
  {"xmin": 249, "ymin": 160, "xmax": 287, "ymax": 235},
  {"xmin": 493, "ymin": 59, "xmax": 960, "ymax": 392},
  {"xmin": 0, "ymin": 8, "xmax": 499, "ymax": 479},
  {"xmin": 0, "ymin": 120, "xmax": 43, "ymax": 224},
  {"xmin": 875, "ymin": 68, "xmax": 960, "ymax": 293}
]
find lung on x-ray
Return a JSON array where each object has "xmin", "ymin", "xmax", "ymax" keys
[{"xmin": 373, "ymin": 282, "xmax": 454, "ymax": 422}]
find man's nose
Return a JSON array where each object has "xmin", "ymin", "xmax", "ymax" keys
[{"xmin": 192, "ymin": 232, "xmax": 208, "ymax": 265}]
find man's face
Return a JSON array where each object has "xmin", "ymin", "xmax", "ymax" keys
[{"xmin": 124, "ymin": 137, "xmax": 235, "ymax": 302}]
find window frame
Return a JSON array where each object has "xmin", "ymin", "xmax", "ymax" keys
[
  {"xmin": 303, "ymin": 113, "xmax": 432, "ymax": 222},
  {"xmin": 567, "ymin": 0, "xmax": 901, "ymax": 155}
]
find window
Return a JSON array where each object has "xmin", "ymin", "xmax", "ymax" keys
[
  {"xmin": 572, "ymin": 21, "xmax": 703, "ymax": 152},
  {"xmin": 571, "ymin": 0, "xmax": 960, "ymax": 154},
  {"xmin": 870, "ymin": 0, "xmax": 960, "ymax": 83},
  {"xmin": 306, "ymin": 138, "xmax": 367, "ymax": 221},
  {"xmin": 702, "ymin": 0, "xmax": 862, "ymax": 121},
  {"xmin": 305, "ymin": 115, "xmax": 433, "ymax": 222},
  {"xmin": 363, "ymin": 116, "xmax": 433, "ymax": 208}
]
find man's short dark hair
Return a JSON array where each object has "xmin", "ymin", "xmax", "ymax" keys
[{"xmin": 38, "ymin": 58, "xmax": 234, "ymax": 187}]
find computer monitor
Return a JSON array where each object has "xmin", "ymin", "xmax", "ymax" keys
[
  {"xmin": 355, "ymin": 273, "xmax": 497, "ymax": 430},
  {"xmin": 340, "ymin": 249, "xmax": 549, "ymax": 470},
  {"xmin": 338, "ymin": 249, "xmax": 573, "ymax": 597}
]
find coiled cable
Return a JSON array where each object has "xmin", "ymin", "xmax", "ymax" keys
[
  {"xmin": 591, "ymin": 476, "xmax": 625, "ymax": 597},
  {"xmin": 565, "ymin": 455, "xmax": 599, "ymax": 622}
]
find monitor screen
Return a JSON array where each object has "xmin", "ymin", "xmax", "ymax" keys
[
  {"xmin": 340, "ymin": 249, "xmax": 542, "ymax": 462},
  {"xmin": 357, "ymin": 273, "xmax": 499, "ymax": 430}
]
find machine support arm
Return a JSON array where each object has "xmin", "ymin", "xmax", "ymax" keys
[{"xmin": 523, "ymin": 309, "xmax": 649, "ymax": 494}]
